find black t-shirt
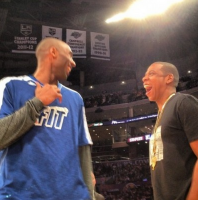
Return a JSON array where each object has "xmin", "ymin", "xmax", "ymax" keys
[{"xmin": 150, "ymin": 92, "xmax": 198, "ymax": 200}]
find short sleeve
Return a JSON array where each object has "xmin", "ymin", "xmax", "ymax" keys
[
  {"xmin": 178, "ymin": 95, "xmax": 198, "ymax": 142},
  {"xmin": 78, "ymin": 98, "xmax": 93, "ymax": 146},
  {"xmin": 0, "ymin": 78, "xmax": 14, "ymax": 118}
]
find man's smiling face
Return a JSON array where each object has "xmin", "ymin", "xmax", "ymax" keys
[{"xmin": 142, "ymin": 63, "xmax": 168, "ymax": 102}]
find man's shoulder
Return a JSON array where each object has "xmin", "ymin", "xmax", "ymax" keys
[
  {"xmin": 173, "ymin": 92, "xmax": 198, "ymax": 109},
  {"xmin": 60, "ymin": 84, "xmax": 83, "ymax": 98},
  {"xmin": 0, "ymin": 75, "xmax": 30, "ymax": 86},
  {"xmin": 176, "ymin": 92, "xmax": 198, "ymax": 101},
  {"xmin": 0, "ymin": 75, "xmax": 30, "ymax": 82}
]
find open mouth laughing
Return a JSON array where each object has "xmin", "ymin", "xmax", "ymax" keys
[{"xmin": 144, "ymin": 84, "xmax": 152, "ymax": 96}]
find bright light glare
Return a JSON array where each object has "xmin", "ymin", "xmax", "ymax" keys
[
  {"xmin": 105, "ymin": 13, "xmax": 126, "ymax": 23},
  {"xmin": 126, "ymin": 0, "xmax": 184, "ymax": 19},
  {"xmin": 105, "ymin": 0, "xmax": 184, "ymax": 22}
]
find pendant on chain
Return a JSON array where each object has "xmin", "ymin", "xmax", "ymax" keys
[{"xmin": 151, "ymin": 156, "xmax": 157, "ymax": 170}]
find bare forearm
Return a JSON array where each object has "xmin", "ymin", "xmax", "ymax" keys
[
  {"xmin": 0, "ymin": 97, "xmax": 44, "ymax": 149},
  {"xmin": 186, "ymin": 160, "xmax": 198, "ymax": 200}
]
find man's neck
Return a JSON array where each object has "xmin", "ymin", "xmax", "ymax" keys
[{"xmin": 157, "ymin": 90, "xmax": 176, "ymax": 111}]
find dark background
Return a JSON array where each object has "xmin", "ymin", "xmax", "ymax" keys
[{"xmin": 0, "ymin": 0, "xmax": 198, "ymax": 87}]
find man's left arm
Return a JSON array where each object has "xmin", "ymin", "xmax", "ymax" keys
[
  {"xmin": 79, "ymin": 145, "xmax": 95, "ymax": 200},
  {"xmin": 186, "ymin": 140, "xmax": 198, "ymax": 200}
]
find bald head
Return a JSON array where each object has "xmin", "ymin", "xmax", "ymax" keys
[
  {"xmin": 35, "ymin": 37, "xmax": 68, "ymax": 61},
  {"xmin": 153, "ymin": 62, "xmax": 179, "ymax": 87}
]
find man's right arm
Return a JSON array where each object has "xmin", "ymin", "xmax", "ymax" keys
[{"xmin": 0, "ymin": 97, "xmax": 44, "ymax": 150}]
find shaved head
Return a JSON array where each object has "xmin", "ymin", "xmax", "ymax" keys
[
  {"xmin": 153, "ymin": 62, "xmax": 179, "ymax": 87},
  {"xmin": 35, "ymin": 37, "xmax": 67, "ymax": 61},
  {"xmin": 33, "ymin": 37, "xmax": 76, "ymax": 84}
]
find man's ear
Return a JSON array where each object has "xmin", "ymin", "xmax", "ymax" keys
[
  {"xmin": 49, "ymin": 47, "xmax": 57, "ymax": 59},
  {"xmin": 166, "ymin": 74, "xmax": 174, "ymax": 85}
]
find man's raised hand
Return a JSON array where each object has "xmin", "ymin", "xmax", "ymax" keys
[{"xmin": 35, "ymin": 82, "xmax": 62, "ymax": 105}]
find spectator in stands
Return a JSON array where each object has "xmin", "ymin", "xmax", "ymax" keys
[
  {"xmin": 93, "ymin": 158, "xmax": 152, "ymax": 200},
  {"xmin": 83, "ymin": 74, "xmax": 198, "ymax": 109},
  {"xmin": 142, "ymin": 62, "xmax": 198, "ymax": 199}
]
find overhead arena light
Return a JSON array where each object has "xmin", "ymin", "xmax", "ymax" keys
[{"xmin": 105, "ymin": 0, "xmax": 184, "ymax": 23}]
